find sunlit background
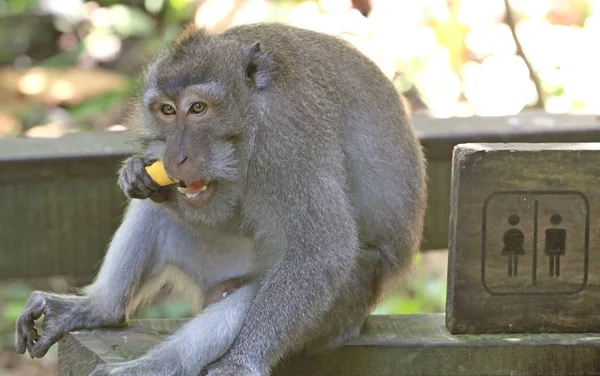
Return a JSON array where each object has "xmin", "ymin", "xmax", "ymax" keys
[{"xmin": 0, "ymin": 0, "xmax": 595, "ymax": 374}]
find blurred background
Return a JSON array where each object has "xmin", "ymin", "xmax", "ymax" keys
[{"xmin": 0, "ymin": 0, "xmax": 596, "ymax": 374}]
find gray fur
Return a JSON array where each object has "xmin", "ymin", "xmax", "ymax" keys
[{"xmin": 15, "ymin": 22, "xmax": 427, "ymax": 376}]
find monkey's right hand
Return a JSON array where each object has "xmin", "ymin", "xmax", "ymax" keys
[
  {"xmin": 118, "ymin": 156, "xmax": 170, "ymax": 203},
  {"xmin": 15, "ymin": 292, "xmax": 101, "ymax": 359}
]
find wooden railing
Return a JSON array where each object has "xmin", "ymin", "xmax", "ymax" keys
[{"xmin": 1, "ymin": 112, "xmax": 599, "ymax": 281}]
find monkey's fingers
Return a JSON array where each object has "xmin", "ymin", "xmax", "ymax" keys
[
  {"xmin": 16, "ymin": 292, "xmax": 46, "ymax": 354},
  {"xmin": 131, "ymin": 173, "xmax": 160, "ymax": 199},
  {"xmin": 15, "ymin": 326, "xmax": 38, "ymax": 356},
  {"xmin": 148, "ymin": 187, "xmax": 170, "ymax": 203},
  {"xmin": 15, "ymin": 322, "xmax": 39, "ymax": 354},
  {"xmin": 31, "ymin": 332, "xmax": 62, "ymax": 358},
  {"xmin": 120, "ymin": 156, "xmax": 165, "ymax": 200}
]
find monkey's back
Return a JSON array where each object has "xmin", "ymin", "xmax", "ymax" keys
[{"xmin": 223, "ymin": 23, "xmax": 427, "ymax": 283}]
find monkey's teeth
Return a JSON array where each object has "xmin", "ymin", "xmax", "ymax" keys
[
  {"xmin": 177, "ymin": 180, "xmax": 211, "ymax": 198},
  {"xmin": 177, "ymin": 187, "xmax": 202, "ymax": 197}
]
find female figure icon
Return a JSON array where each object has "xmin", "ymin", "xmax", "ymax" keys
[{"xmin": 502, "ymin": 214, "xmax": 525, "ymax": 277}]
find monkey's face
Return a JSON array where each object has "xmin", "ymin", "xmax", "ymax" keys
[
  {"xmin": 140, "ymin": 62, "xmax": 248, "ymax": 224},
  {"xmin": 135, "ymin": 29, "xmax": 273, "ymax": 224}
]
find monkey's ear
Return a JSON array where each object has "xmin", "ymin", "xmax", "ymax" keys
[{"xmin": 242, "ymin": 42, "xmax": 275, "ymax": 90}]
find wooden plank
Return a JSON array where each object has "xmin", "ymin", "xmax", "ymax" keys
[
  {"xmin": 58, "ymin": 314, "xmax": 600, "ymax": 376},
  {"xmin": 3, "ymin": 113, "xmax": 600, "ymax": 280},
  {"xmin": 447, "ymin": 142, "xmax": 600, "ymax": 334},
  {"xmin": 414, "ymin": 112, "xmax": 600, "ymax": 160},
  {"xmin": 0, "ymin": 133, "xmax": 130, "ymax": 280}
]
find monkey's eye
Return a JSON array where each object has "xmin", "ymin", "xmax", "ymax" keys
[
  {"xmin": 161, "ymin": 104, "xmax": 176, "ymax": 116},
  {"xmin": 189, "ymin": 102, "xmax": 207, "ymax": 114}
]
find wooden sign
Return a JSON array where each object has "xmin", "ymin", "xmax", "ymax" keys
[{"xmin": 446, "ymin": 143, "xmax": 600, "ymax": 334}]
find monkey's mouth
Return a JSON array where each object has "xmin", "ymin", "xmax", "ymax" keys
[{"xmin": 177, "ymin": 179, "xmax": 217, "ymax": 204}]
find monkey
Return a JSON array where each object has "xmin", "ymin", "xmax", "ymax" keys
[{"xmin": 15, "ymin": 22, "xmax": 427, "ymax": 376}]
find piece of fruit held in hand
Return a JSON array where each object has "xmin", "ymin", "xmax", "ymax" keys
[{"xmin": 145, "ymin": 160, "xmax": 177, "ymax": 186}]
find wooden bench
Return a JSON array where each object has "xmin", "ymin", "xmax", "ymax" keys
[{"xmin": 56, "ymin": 141, "xmax": 600, "ymax": 375}]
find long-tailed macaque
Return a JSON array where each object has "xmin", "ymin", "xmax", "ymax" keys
[{"xmin": 16, "ymin": 22, "xmax": 427, "ymax": 376}]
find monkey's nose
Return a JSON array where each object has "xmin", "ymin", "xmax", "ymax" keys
[
  {"xmin": 178, "ymin": 181, "xmax": 187, "ymax": 188},
  {"xmin": 177, "ymin": 155, "xmax": 188, "ymax": 165}
]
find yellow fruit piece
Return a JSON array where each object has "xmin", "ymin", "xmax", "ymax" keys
[{"xmin": 145, "ymin": 160, "xmax": 177, "ymax": 186}]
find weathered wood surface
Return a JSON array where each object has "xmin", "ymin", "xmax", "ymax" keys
[
  {"xmin": 447, "ymin": 142, "xmax": 600, "ymax": 334},
  {"xmin": 0, "ymin": 132, "xmax": 130, "ymax": 281},
  {"xmin": 58, "ymin": 314, "xmax": 600, "ymax": 376},
  {"xmin": 3, "ymin": 113, "xmax": 600, "ymax": 280}
]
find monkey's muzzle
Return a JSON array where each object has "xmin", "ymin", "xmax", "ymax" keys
[{"xmin": 177, "ymin": 179, "xmax": 216, "ymax": 204}]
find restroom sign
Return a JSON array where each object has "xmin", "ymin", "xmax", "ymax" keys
[{"xmin": 481, "ymin": 190, "xmax": 589, "ymax": 296}]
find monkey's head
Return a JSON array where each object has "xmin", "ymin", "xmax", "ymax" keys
[{"xmin": 134, "ymin": 25, "xmax": 276, "ymax": 224}]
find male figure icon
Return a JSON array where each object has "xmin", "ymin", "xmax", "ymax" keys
[
  {"xmin": 545, "ymin": 213, "xmax": 566, "ymax": 277},
  {"xmin": 502, "ymin": 214, "xmax": 525, "ymax": 277}
]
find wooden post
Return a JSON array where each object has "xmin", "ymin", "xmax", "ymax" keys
[{"xmin": 446, "ymin": 142, "xmax": 600, "ymax": 334}]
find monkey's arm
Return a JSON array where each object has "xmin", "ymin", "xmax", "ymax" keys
[
  {"xmin": 206, "ymin": 176, "xmax": 360, "ymax": 376},
  {"xmin": 15, "ymin": 200, "xmax": 164, "ymax": 358},
  {"xmin": 92, "ymin": 282, "xmax": 257, "ymax": 376}
]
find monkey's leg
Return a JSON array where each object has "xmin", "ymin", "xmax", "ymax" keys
[
  {"xmin": 90, "ymin": 283, "xmax": 257, "ymax": 376},
  {"xmin": 15, "ymin": 200, "xmax": 168, "ymax": 359},
  {"xmin": 205, "ymin": 185, "xmax": 363, "ymax": 376},
  {"xmin": 302, "ymin": 246, "xmax": 383, "ymax": 352}
]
